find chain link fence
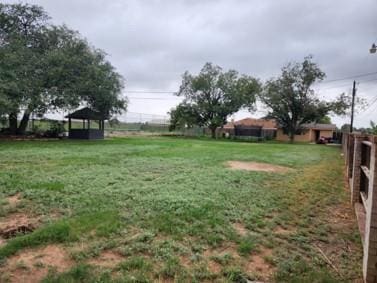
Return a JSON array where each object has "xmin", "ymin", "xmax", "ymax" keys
[{"xmin": 0, "ymin": 111, "xmax": 206, "ymax": 137}]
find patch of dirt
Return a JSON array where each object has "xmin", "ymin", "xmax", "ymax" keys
[
  {"xmin": 274, "ymin": 225, "xmax": 295, "ymax": 236},
  {"xmin": 232, "ymin": 222, "xmax": 248, "ymax": 236},
  {"xmin": 0, "ymin": 245, "xmax": 73, "ymax": 283},
  {"xmin": 207, "ymin": 260, "xmax": 222, "ymax": 274},
  {"xmin": 327, "ymin": 203, "xmax": 353, "ymax": 227},
  {"xmin": 0, "ymin": 213, "xmax": 39, "ymax": 239},
  {"xmin": 179, "ymin": 255, "xmax": 193, "ymax": 269},
  {"xmin": 6, "ymin": 193, "xmax": 21, "ymax": 206},
  {"xmin": 87, "ymin": 250, "xmax": 125, "ymax": 268},
  {"xmin": 0, "ymin": 237, "xmax": 6, "ymax": 247},
  {"xmin": 226, "ymin": 161, "xmax": 291, "ymax": 173},
  {"xmin": 245, "ymin": 247, "xmax": 274, "ymax": 280}
]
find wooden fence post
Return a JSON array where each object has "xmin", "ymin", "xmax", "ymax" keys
[
  {"xmin": 352, "ymin": 135, "xmax": 364, "ymax": 204},
  {"xmin": 347, "ymin": 135, "xmax": 354, "ymax": 178},
  {"xmin": 363, "ymin": 136, "xmax": 377, "ymax": 282}
]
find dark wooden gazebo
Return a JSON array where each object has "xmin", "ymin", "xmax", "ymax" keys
[{"xmin": 65, "ymin": 107, "xmax": 107, "ymax": 140}]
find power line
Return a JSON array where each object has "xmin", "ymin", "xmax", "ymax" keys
[
  {"xmin": 368, "ymin": 102, "xmax": 377, "ymax": 116},
  {"xmin": 124, "ymin": 111, "xmax": 169, "ymax": 117},
  {"xmin": 315, "ymin": 77, "xmax": 377, "ymax": 92},
  {"xmin": 127, "ymin": 96, "xmax": 181, "ymax": 100},
  {"xmin": 365, "ymin": 96, "xmax": 377, "ymax": 112},
  {"xmin": 124, "ymin": 90, "xmax": 177, "ymax": 94},
  {"xmin": 318, "ymin": 71, "xmax": 377, "ymax": 84},
  {"xmin": 123, "ymin": 90, "xmax": 180, "ymax": 100},
  {"xmin": 357, "ymin": 96, "xmax": 377, "ymax": 118},
  {"xmin": 126, "ymin": 111, "xmax": 167, "ymax": 115},
  {"xmin": 357, "ymin": 85, "xmax": 377, "ymax": 93},
  {"xmin": 314, "ymin": 82, "xmax": 353, "ymax": 91},
  {"xmin": 357, "ymin": 77, "xmax": 377, "ymax": 84},
  {"xmin": 123, "ymin": 71, "xmax": 377, "ymax": 97}
]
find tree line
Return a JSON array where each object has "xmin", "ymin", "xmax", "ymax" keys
[{"xmin": 170, "ymin": 59, "xmax": 355, "ymax": 141}]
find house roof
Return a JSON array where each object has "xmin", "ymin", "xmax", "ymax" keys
[
  {"xmin": 302, "ymin": 123, "xmax": 337, "ymax": 131},
  {"xmin": 65, "ymin": 107, "xmax": 107, "ymax": 120},
  {"xmin": 224, "ymin": 118, "xmax": 277, "ymax": 129}
]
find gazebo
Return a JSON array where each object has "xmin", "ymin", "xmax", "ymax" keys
[{"xmin": 65, "ymin": 107, "xmax": 107, "ymax": 140}]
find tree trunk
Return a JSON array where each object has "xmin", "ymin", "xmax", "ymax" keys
[
  {"xmin": 289, "ymin": 121, "xmax": 297, "ymax": 143},
  {"xmin": 289, "ymin": 132, "xmax": 295, "ymax": 143},
  {"xmin": 17, "ymin": 110, "xmax": 31, "ymax": 135},
  {"xmin": 9, "ymin": 112, "xmax": 18, "ymax": 135},
  {"xmin": 210, "ymin": 127, "xmax": 216, "ymax": 139}
]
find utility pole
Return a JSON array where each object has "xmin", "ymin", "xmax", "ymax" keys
[{"xmin": 350, "ymin": 80, "xmax": 356, "ymax": 133}]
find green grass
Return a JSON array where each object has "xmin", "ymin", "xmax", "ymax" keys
[
  {"xmin": 0, "ymin": 136, "xmax": 362, "ymax": 282},
  {"xmin": 237, "ymin": 236, "xmax": 257, "ymax": 256}
]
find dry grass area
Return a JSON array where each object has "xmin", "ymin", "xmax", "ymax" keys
[
  {"xmin": 0, "ymin": 245, "xmax": 73, "ymax": 283},
  {"xmin": 0, "ymin": 193, "xmax": 40, "ymax": 242},
  {"xmin": 0, "ymin": 213, "xmax": 39, "ymax": 239},
  {"xmin": 226, "ymin": 160, "xmax": 292, "ymax": 173},
  {"xmin": 246, "ymin": 247, "xmax": 274, "ymax": 279},
  {"xmin": 232, "ymin": 222, "xmax": 248, "ymax": 237},
  {"xmin": 6, "ymin": 194, "xmax": 21, "ymax": 207},
  {"xmin": 87, "ymin": 250, "xmax": 125, "ymax": 268}
]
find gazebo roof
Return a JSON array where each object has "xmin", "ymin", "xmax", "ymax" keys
[{"xmin": 65, "ymin": 107, "xmax": 107, "ymax": 120}]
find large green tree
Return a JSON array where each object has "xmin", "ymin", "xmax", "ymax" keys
[
  {"xmin": 170, "ymin": 63, "xmax": 261, "ymax": 138},
  {"xmin": 0, "ymin": 3, "xmax": 126, "ymax": 135},
  {"xmin": 260, "ymin": 56, "xmax": 350, "ymax": 142}
]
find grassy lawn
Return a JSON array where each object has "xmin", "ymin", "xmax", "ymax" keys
[{"xmin": 0, "ymin": 137, "xmax": 362, "ymax": 282}]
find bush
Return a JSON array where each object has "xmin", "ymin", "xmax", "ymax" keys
[{"xmin": 44, "ymin": 121, "xmax": 66, "ymax": 138}]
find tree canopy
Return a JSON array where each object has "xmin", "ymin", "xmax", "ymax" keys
[
  {"xmin": 318, "ymin": 115, "xmax": 332, "ymax": 124},
  {"xmin": 260, "ymin": 56, "xmax": 351, "ymax": 142},
  {"xmin": 0, "ymin": 3, "xmax": 126, "ymax": 134},
  {"xmin": 170, "ymin": 63, "xmax": 261, "ymax": 138},
  {"xmin": 368, "ymin": 121, "xmax": 377, "ymax": 135}
]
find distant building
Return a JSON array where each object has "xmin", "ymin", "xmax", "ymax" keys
[
  {"xmin": 218, "ymin": 118, "xmax": 337, "ymax": 142},
  {"xmin": 276, "ymin": 123, "xmax": 337, "ymax": 142},
  {"xmin": 218, "ymin": 118, "xmax": 277, "ymax": 138}
]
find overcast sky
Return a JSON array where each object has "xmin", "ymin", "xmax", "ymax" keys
[{"xmin": 5, "ymin": 0, "xmax": 377, "ymax": 127}]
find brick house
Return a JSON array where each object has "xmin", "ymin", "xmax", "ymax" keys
[
  {"xmin": 219, "ymin": 118, "xmax": 336, "ymax": 142},
  {"xmin": 218, "ymin": 118, "xmax": 277, "ymax": 138},
  {"xmin": 276, "ymin": 123, "xmax": 337, "ymax": 142}
]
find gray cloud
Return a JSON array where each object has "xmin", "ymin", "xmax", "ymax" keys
[{"xmin": 4, "ymin": 0, "xmax": 377, "ymax": 126}]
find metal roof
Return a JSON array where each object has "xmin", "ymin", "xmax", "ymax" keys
[{"xmin": 65, "ymin": 107, "xmax": 107, "ymax": 120}]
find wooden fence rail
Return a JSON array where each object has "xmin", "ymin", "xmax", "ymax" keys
[{"xmin": 342, "ymin": 133, "xmax": 377, "ymax": 282}]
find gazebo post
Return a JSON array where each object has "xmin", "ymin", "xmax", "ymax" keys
[
  {"xmin": 82, "ymin": 119, "xmax": 85, "ymax": 129},
  {"xmin": 88, "ymin": 119, "xmax": 90, "ymax": 129},
  {"xmin": 68, "ymin": 118, "xmax": 71, "ymax": 131}
]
